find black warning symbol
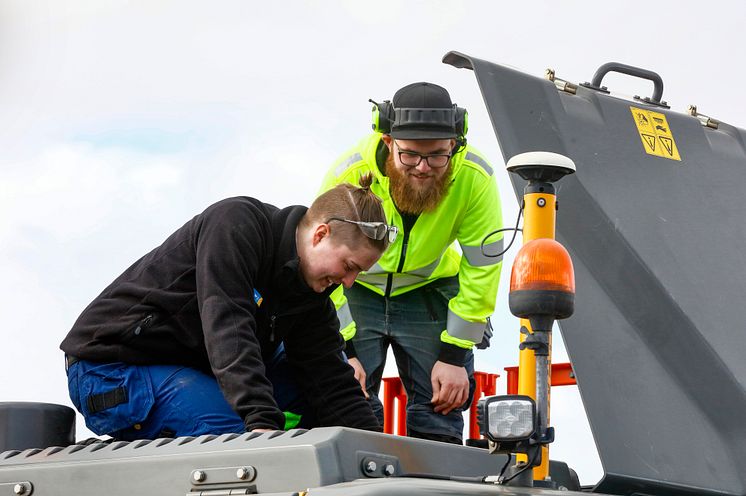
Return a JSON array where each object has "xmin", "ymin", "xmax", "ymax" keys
[
  {"xmin": 642, "ymin": 134, "xmax": 657, "ymax": 151},
  {"xmin": 659, "ymin": 136, "xmax": 674, "ymax": 156}
]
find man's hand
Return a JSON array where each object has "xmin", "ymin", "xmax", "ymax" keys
[
  {"xmin": 251, "ymin": 428, "xmax": 274, "ymax": 433},
  {"xmin": 348, "ymin": 357, "xmax": 369, "ymax": 399},
  {"xmin": 430, "ymin": 360, "xmax": 469, "ymax": 415}
]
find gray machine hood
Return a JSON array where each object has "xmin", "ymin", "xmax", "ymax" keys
[{"xmin": 444, "ymin": 51, "xmax": 746, "ymax": 496}]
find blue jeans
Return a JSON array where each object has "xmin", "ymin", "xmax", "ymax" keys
[
  {"xmin": 66, "ymin": 344, "xmax": 312, "ymax": 440},
  {"xmin": 346, "ymin": 277, "xmax": 475, "ymax": 442}
]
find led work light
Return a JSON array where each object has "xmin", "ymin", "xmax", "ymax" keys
[{"xmin": 477, "ymin": 395, "xmax": 538, "ymax": 453}]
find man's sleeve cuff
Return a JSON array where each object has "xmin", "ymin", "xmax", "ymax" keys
[
  {"xmin": 438, "ymin": 342, "xmax": 469, "ymax": 366},
  {"xmin": 344, "ymin": 339, "xmax": 357, "ymax": 359}
]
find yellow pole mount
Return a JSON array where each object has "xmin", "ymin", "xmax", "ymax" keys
[{"xmin": 506, "ymin": 151, "xmax": 576, "ymax": 483}]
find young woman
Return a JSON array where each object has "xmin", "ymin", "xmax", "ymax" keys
[{"xmin": 61, "ymin": 174, "xmax": 397, "ymax": 440}]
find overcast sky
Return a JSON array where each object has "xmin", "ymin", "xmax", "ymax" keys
[{"xmin": 2, "ymin": 0, "xmax": 745, "ymax": 485}]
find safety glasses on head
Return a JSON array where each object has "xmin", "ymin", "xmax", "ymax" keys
[{"xmin": 327, "ymin": 218, "xmax": 399, "ymax": 243}]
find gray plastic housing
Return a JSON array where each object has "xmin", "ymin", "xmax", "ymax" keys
[{"xmin": 444, "ymin": 51, "xmax": 746, "ymax": 496}]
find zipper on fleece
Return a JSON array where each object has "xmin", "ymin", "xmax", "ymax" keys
[
  {"xmin": 134, "ymin": 314, "xmax": 153, "ymax": 336},
  {"xmin": 269, "ymin": 315, "xmax": 277, "ymax": 342}
]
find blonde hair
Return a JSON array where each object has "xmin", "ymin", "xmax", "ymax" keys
[{"xmin": 304, "ymin": 174, "xmax": 389, "ymax": 252}]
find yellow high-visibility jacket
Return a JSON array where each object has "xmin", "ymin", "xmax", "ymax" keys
[{"xmin": 319, "ymin": 133, "xmax": 503, "ymax": 364}]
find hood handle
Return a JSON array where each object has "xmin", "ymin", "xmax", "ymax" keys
[{"xmin": 583, "ymin": 62, "xmax": 667, "ymax": 108}]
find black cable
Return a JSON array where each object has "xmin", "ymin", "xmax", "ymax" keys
[
  {"xmin": 481, "ymin": 205, "xmax": 523, "ymax": 259},
  {"xmin": 500, "ymin": 447, "xmax": 541, "ymax": 485},
  {"xmin": 393, "ymin": 451, "xmax": 518, "ymax": 486},
  {"xmin": 394, "ymin": 472, "xmax": 486, "ymax": 483},
  {"xmin": 395, "ymin": 451, "xmax": 518, "ymax": 486},
  {"xmin": 497, "ymin": 453, "xmax": 512, "ymax": 480}
]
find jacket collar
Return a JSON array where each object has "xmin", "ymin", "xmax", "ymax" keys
[{"xmin": 270, "ymin": 205, "xmax": 337, "ymax": 299}]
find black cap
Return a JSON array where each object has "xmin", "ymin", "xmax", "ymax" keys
[{"xmin": 390, "ymin": 82, "xmax": 457, "ymax": 140}]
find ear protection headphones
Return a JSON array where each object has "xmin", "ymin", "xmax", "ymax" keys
[
  {"xmin": 369, "ymin": 99, "xmax": 469, "ymax": 149},
  {"xmin": 370, "ymin": 99, "xmax": 395, "ymax": 134},
  {"xmin": 454, "ymin": 107, "xmax": 468, "ymax": 150}
]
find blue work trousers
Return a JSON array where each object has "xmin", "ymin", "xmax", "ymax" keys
[
  {"xmin": 66, "ymin": 344, "xmax": 311, "ymax": 440},
  {"xmin": 346, "ymin": 277, "xmax": 475, "ymax": 442}
]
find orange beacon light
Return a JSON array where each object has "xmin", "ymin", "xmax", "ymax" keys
[{"xmin": 509, "ymin": 238, "xmax": 575, "ymax": 330}]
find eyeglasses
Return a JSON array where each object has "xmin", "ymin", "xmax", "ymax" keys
[
  {"xmin": 327, "ymin": 218, "xmax": 399, "ymax": 243},
  {"xmin": 395, "ymin": 142, "xmax": 452, "ymax": 169}
]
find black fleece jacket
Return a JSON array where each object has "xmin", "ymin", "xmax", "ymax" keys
[{"xmin": 60, "ymin": 197, "xmax": 380, "ymax": 432}]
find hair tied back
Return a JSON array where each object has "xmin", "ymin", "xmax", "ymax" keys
[{"xmin": 358, "ymin": 172, "xmax": 374, "ymax": 191}]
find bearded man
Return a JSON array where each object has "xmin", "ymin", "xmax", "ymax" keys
[{"xmin": 318, "ymin": 82, "xmax": 503, "ymax": 444}]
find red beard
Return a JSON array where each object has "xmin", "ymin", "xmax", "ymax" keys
[{"xmin": 385, "ymin": 152, "xmax": 452, "ymax": 214}]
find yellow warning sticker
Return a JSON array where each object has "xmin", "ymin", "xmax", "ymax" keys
[{"xmin": 630, "ymin": 107, "xmax": 681, "ymax": 161}]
